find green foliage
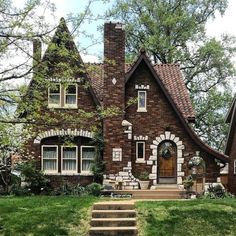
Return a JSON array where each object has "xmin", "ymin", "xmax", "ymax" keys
[
  {"xmin": 85, "ymin": 183, "xmax": 103, "ymax": 196},
  {"xmin": 51, "ymin": 183, "xmax": 86, "ymax": 196},
  {"xmin": 203, "ymin": 184, "xmax": 234, "ymax": 199},
  {"xmin": 17, "ymin": 161, "xmax": 50, "ymax": 195},
  {"xmin": 107, "ymin": 0, "xmax": 236, "ymax": 150},
  {"xmin": 182, "ymin": 175, "xmax": 194, "ymax": 190},
  {"xmin": 138, "ymin": 171, "xmax": 149, "ymax": 180}
]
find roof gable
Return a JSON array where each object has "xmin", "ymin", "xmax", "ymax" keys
[{"xmin": 125, "ymin": 50, "xmax": 195, "ymax": 121}]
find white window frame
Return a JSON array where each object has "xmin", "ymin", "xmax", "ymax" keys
[
  {"xmin": 81, "ymin": 146, "xmax": 96, "ymax": 174},
  {"xmin": 234, "ymin": 160, "xmax": 236, "ymax": 174},
  {"xmin": 64, "ymin": 84, "xmax": 78, "ymax": 108},
  {"xmin": 41, "ymin": 145, "xmax": 58, "ymax": 174},
  {"xmin": 136, "ymin": 142, "xmax": 145, "ymax": 163},
  {"xmin": 137, "ymin": 90, "xmax": 147, "ymax": 112},
  {"xmin": 61, "ymin": 146, "xmax": 78, "ymax": 174},
  {"xmin": 48, "ymin": 83, "xmax": 61, "ymax": 108}
]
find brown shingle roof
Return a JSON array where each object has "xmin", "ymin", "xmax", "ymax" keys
[
  {"xmin": 153, "ymin": 64, "xmax": 195, "ymax": 120},
  {"xmin": 86, "ymin": 61, "xmax": 195, "ymax": 120}
]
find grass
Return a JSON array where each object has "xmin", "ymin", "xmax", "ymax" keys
[
  {"xmin": 136, "ymin": 198, "xmax": 236, "ymax": 236},
  {"xmin": 0, "ymin": 195, "xmax": 97, "ymax": 236}
]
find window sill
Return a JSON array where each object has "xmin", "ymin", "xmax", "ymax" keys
[
  {"xmin": 44, "ymin": 172, "xmax": 93, "ymax": 176},
  {"xmin": 48, "ymin": 106, "xmax": 78, "ymax": 109},
  {"xmin": 137, "ymin": 109, "xmax": 147, "ymax": 113},
  {"xmin": 48, "ymin": 104, "xmax": 61, "ymax": 109},
  {"xmin": 135, "ymin": 160, "xmax": 146, "ymax": 164}
]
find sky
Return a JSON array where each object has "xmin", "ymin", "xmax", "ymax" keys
[
  {"xmin": 12, "ymin": 0, "xmax": 236, "ymax": 63},
  {"xmin": 48, "ymin": 0, "xmax": 236, "ymax": 63}
]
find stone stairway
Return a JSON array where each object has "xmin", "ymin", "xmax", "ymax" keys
[{"xmin": 89, "ymin": 202, "xmax": 138, "ymax": 236}]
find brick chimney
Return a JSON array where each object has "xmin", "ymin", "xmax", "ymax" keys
[
  {"xmin": 32, "ymin": 39, "xmax": 42, "ymax": 75},
  {"xmin": 103, "ymin": 22, "xmax": 131, "ymax": 175},
  {"xmin": 103, "ymin": 22, "xmax": 125, "ymax": 110}
]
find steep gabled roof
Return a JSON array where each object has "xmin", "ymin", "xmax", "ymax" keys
[
  {"xmin": 125, "ymin": 51, "xmax": 195, "ymax": 121},
  {"xmin": 225, "ymin": 94, "xmax": 236, "ymax": 155},
  {"xmin": 124, "ymin": 51, "xmax": 228, "ymax": 162}
]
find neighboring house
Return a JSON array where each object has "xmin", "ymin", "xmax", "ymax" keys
[
  {"xmin": 20, "ymin": 18, "xmax": 229, "ymax": 189},
  {"xmin": 225, "ymin": 95, "xmax": 236, "ymax": 194}
]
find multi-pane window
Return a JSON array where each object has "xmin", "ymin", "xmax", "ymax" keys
[
  {"xmin": 112, "ymin": 148, "xmax": 122, "ymax": 161},
  {"xmin": 42, "ymin": 146, "xmax": 58, "ymax": 173},
  {"xmin": 62, "ymin": 146, "xmax": 77, "ymax": 173},
  {"xmin": 138, "ymin": 91, "xmax": 147, "ymax": 112},
  {"xmin": 64, "ymin": 85, "xmax": 77, "ymax": 107},
  {"xmin": 48, "ymin": 84, "xmax": 61, "ymax": 107},
  {"xmin": 136, "ymin": 142, "xmax": 145, "ymax": 161},
  {"xmin": 234, "ymin": 160, "xmax": 236, "ymax": 174},
  {"xmin": 48, "ymin": 83, "xmax": 77, "ymax": 108},
  {"xmin": 81, "ymin": 146, "xmax": 96, "ymax": 173}
]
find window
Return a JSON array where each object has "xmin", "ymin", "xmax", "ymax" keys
[
  {"xmin": 112, "ymin": 148, "xmax": 122, "ymax": 161},
  {"xmin": 48, "ymin": 84, "xmax": 61, "ymax": 108},
  {"xmin": 81, "ymin": 146, "xmax": 96, "ymax": 173},
  {"xmin": 234, "ymin": 160, "xmax": 236, "ymax": 174},
  {"xmin": 136, "ymin": 142, "xmax": 145, "ymax": 162},
  {"xmin": 137, "ymin": 91, "xmax": 147, "ymax": 112},
  {"xmin": 64, "ymin": 85, "xmax": 77, "ymax": 107},
  {"xmin": 48, "ymin": 83, "xmax": 77, "ymax": 108},
  {"xmin": 61, "ymin": 146, "xmax": 77, "ymax": 173},
  {"xmin": 42, "ymin": 145, "xmax": 58, "ymax": 173}
]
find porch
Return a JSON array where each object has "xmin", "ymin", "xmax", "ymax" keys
[{"xmin": 102, "ymin": 184, "xmax": 186, "ymax": 199}]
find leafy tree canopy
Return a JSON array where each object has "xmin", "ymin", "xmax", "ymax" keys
[{"xmin": 106, "ymin": 0, "xmax": 236, "ymax": 150}]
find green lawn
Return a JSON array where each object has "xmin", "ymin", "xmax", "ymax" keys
[
  {"xmin": 136, "ymin": 199, "xmax": 236, "ymax": 236},
  {"xmin": 0, "ymin": 196, "xmax": 97, "ymax": 236}
]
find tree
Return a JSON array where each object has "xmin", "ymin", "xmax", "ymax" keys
[{"xmin": 106, "ymin": 0, "xmax": 236, "ymax": 150}]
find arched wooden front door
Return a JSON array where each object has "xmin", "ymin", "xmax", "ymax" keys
[{"xmin": 158, "ymin": 141, "xmax": 177, "ymax": 184}]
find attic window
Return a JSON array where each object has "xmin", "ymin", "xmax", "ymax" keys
[
  {"xmin": 48, "ymin": 84, "xmax": 61, "ymax": 108},
  {"xmin": 137, "ymin": 91, "xmax": 147, "ymax": 112},
  {"xmin": 64, "ymin": 85, "xmax": 77, "ymax": 108}
]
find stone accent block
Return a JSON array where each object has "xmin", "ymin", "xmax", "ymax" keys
[
  {"xmin": 149, "ymin": 173, "xmax": 156, "ymax": 180},
  {"xmin": 147, "ymin": 160, "xmax": 153, "ymax": 165},
  {"xmin": 149, "ymin": 155, "xmax": 157, "ymax": 161}
]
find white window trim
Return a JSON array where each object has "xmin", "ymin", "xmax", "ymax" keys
[
  {"xmin": 234, "ymin": 160, "xmax": 236, "ymax": 174},
  {"xmin": 136, "ymin": 142, "xmax": 145, "ymax": 163},
  {"xmin": 61, "ymin": 146, "xmax": 78, "ymax": 174},
  {"xmin": 48, "ymin": 83, "xmax": 61, "ymax": 108},
  {"xmin": 64, "ymin": 84, "xmax": 78, "ymax": 108},
  {"xmin": 137, "ymin": 90, "xmax": 147, "ymax": 112},
  {"xmin": 81, "ymin": 146, "xmax": 96, "ymax": 174},
  {"xmin": 41, "ymin": 145, "xmax": 58, "ymax": 174}
]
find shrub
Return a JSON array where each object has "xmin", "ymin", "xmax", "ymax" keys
[
  {"xmin": 17, "ymin": 161, "xmax": 50, "ymax": 195},
  {"xmin": 51, "ymin": 183, "xmax": 86, "ymax": 196},
  {"xmin": 202, "ymin": 184, "xmax": 235, "ymax": 199},
  {"xmin": 86, "ymin": 183, "xmax": 103, "ymax": 196}
]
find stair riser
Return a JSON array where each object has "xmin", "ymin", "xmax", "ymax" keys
[
  {"xmin": 133, "ymin": 195, "xmax": 181, "ymax": 199},
  {"xmin": 89, "ymin": 229, "xmax": 137, "ymax": 236},
  {"xmin": 91, "ymin": 220, "xmax": 136, "ymax": 227},
  {"xmin": 93, "ymin": 204, "xmax": 134, "ymax": 210},
  {"xmin": 92, "ymin": 212, "xmax": 136, "ymax": 218}
]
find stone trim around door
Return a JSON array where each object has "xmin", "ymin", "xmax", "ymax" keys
[{"xmin": 148, "ymin": 131, "xmax": 185, "ymax": 186}]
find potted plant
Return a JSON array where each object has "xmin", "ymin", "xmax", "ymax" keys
[{"xmin": 138, "ymin": 172, "xmax": 150, "ymax": 190}]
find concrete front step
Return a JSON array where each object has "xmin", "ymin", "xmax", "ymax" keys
[
  {"xmin": 111, "ymin": 189, "xmax": 184, "ymax": 199},
  {"xmin": 91, "ymin": 218, "xmax": 136, "ymax": 227},
  {"xmin": 93, "ymin": 202, "xmax": 135, "ymax": 210},
  {"xmin": 89, "ymin": 226, "xmax": 138, "ymax": 236},
  {"xmin": 92, "ymin": 209, "xmax": 136, "ymax": 218}
]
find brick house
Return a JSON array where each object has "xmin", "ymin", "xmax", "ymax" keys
[
  {"xmin": 225, "ymin": 95, "xmax": 236, "ymax": 194},
  {"xmin": 20, "ymin": 18, "xmax": 229, "ymax": 189}
]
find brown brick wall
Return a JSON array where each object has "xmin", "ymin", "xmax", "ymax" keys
[
  {"xmin": 125, "ymin": 60, "xmax": 220, "ymax": 182},
  {"xmin": 228, "ymin": 128, "xmax": 236, "ymax": 194}
]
